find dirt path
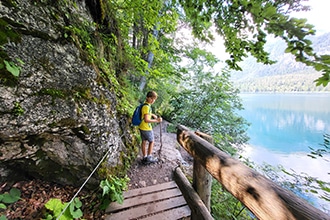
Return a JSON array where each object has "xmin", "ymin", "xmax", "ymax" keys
[{"xmin": 127, "ymin": 121, "xmax": 193, "ymax": 189}]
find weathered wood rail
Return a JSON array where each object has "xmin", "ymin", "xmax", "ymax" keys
[
  {"xmin": 177, "ymin": 124, "xmax": 330, "ymax": 220},
  {"xmin": 174, "ymin": 166, "xmax": 213, "ymax": 220}
]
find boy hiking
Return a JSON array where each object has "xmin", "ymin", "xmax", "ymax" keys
[{"xmin": 139, "ymin": 91, "xmax": 162, "ymax": 164}]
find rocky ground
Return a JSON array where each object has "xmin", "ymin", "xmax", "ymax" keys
[
  {"xmin": 0, "ymin": 121, "xmax": 193, "ymax": 219},
  {"xmin": 127, "ymin": 121, "xmax": 193, "ymax": 189}
]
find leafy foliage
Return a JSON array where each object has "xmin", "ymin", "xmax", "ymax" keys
[
  {"xmin": 44, "ymin": 198, "xmax": 83, "ymax": 220},
  {"xmin": 308, "ymin": 134, "xmax": 330, "ymax": 160},
  {"xmin": 177, "ymin": 0, "xmax": 330, "ymax": 86},
  {"xmin": 167, "ymin": 46, "xmax": 249, "ymax": 151},
  {"xmin": 0, "ymin": 188, "xmax": 21, "ymax": 209},
  {"xmin": 244, "ymin": 159, "xmax": 330, "ymax": 213},
  {"xmin": 307, "ymin": 133, "xmax": 330, "ymax": 205},
  {"xmin": 231, "ymin": 33, "xmax": 330, "ymax": 92},
  {"xmin": 0, "ymin": 188, "xmax": 21, "ymax": 220},
  {"xmin": 0, "ymin": 17, "xmax": 21, "ymax": 82},
  {"xmin": 3, "ymin": 60, "xmax": 20, "ymax": 77},
  {"xmin": 99, "ymin": 175, "xmax": 129, "ymax": 209},
  {"xmin": 281, "ymin": 170, "xmax": 330, "ymax": 205},
  {"xmin": 211, "ymin": 180, "xmax": 255, "ymax": 219}
]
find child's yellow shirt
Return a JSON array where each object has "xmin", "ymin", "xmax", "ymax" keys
[{"xmin": 139, "ymin": 103, "xmax": 152, "ymax": 131}]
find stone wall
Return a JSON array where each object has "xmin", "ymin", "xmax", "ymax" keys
[{"xmin": 0, "ymin": 0, "xmax": 131, "ymax": 187}]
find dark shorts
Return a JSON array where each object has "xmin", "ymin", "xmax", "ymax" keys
[{"xmin": 139, "ymin": 129, "xmax": 154, "ymax": 142}]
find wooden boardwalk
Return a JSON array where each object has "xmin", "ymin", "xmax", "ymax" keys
[{"xmin": 105, "ymin": 181, "xmax": 191, "ymax": 220}]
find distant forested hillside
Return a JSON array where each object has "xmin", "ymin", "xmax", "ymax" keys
[{"xmin": 231, "ymin": 32, "xmax": 330, "ymax": 92}]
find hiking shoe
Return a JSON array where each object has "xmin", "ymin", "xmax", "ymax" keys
[
  {"xmin": 147, "ymin": 155, "xmax": 158, "ymax": 163},
  {"xmin": 142, "ymin": 157, "xmax": 148, "ymax": 165}
]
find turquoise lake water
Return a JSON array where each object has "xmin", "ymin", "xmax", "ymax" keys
[
  {"xmin": 238, "ymin": 93, "xmax": 330, "ymax": 211},
  {"xmin": 240, "ymin": 93, "xmax": 330, "ymax": 153}
]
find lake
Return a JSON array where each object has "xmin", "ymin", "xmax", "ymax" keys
[{"xmin": 238, "ymin": 93, "xmax": 330, "ymax": 211}]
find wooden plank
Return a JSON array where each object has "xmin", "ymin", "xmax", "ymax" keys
[
  {"xmin": 142, "ymin": 205, "xmax": 191, "ymax": 220},
  {"xmin": 174, "ymin": 167, "xmax": 214, "ymax": 220},
  {"xmin": 106, "ymin": 187, "xmax": 182, "ymax": 213},
  {"xmin": 123, "ymin": 181, "xmax": 178, "ymax": 199},
  {"xmin": 177, "ymin": 124, "xmax": 330, "ymax": 220},
  {"xmin": 106, "ymin": 196, "xmax": 188, "ymax": 220}
]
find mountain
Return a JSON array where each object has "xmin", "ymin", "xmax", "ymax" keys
[{"xmin": 231, "ymin": 33, "xmax": 330, "ymax": 92}]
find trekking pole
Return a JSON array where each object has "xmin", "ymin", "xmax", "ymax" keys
[{"xmin": 158, "ymin": 116, "xmax": 163, "ymax": 167}]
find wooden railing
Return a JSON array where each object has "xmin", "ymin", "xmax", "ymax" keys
[{"xmin": 176, "ymin": 125, "xmax": 330, "ymax": 220}]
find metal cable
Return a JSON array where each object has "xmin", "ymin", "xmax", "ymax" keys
[{"xmin": 56, "ymin": 143, "xmax": 113, "ymax": 220}]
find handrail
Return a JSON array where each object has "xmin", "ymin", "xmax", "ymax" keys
[
  {"xmin": 173, "ymin": 166, "xmax": 214, "ymax": 220},
  {"xmin": 177, "ymin": 124, "xmax": 330, "ymax": 220}
]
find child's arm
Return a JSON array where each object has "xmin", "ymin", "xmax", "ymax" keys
[{"xmin": 144, "ymin": 113, "xmax": 162, "ymax": 123}]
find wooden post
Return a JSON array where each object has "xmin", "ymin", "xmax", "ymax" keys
[
  {"xmin": 193, "ymin": 131, "xmax": 213, "ymax": 212},
  {"xmin": 177, "ymin": 124, "xmax": 330, "ymax": 220},
  {"xmin": 174, "ymin": 167, "xmax": 214, "ymax": 220}
]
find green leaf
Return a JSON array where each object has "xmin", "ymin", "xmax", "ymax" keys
[
  {"xmin": 4, "ymin": 60, "xmax": 20, "ymax": 77},
  {"xmin": 69, "ymin": 198, "xmax": 83, "ymax": 219},
  {"xmin": 16, "ymin": 58, "xmax": 25, "ymax": 65},
  {"xmin": 320, "ymin": 55, "xmax": 330, "ymax": 64},
  {"xmin": 44, "ymin": 214, "xmax": 53, "ymax": 220},
  {"xmin": 2, "ymin": 188, "xmax": 20, "ymax": 204},
  {"xmin": 262, "ymin": 5, "xmax": 276, "ymax": 18},
  {"xmin": 102, "ymin": 185, "xmax": 110, "ymax": 196},
  {"xmin": 62, "ymin": 202, "xmax": 73, "ymax": 220},
  {"xmin": 73, "ymin": 198, "xmax": 82, "ymax": 208},
  {"xmin": 309, "ymin": 189, "xmax": 318, "ymax": 194},
  {"xmin": 320, "ymin": 186, "xmax": 330, "ymax": 193},
  {"xmin": 314, "ymin": 63, "xmax": 324, "ymax": 71},
  {"xmin": 9, "ymin": 188, "xmax": 21, "ymax": 198},
  {"xmin": 0, "ymin": 203, "xmax": 7, "ymax": 209},
  {"xmin": 0, "ymin": 215, "xmax": 8, "ymax": 220},
  {"xmin": 320, "ymin": 194, "xmax": 330, "ymax": 202},
  {"xmin": 100, "ymin": 179, "xmax": 111, "ymax": 196},
  {"xmin": 45, "ymin": 198, "xmax": 64, "ymax": 217},
  {"xmin": 70, "ymin": 208, "xmax": 83, "ymax": 219}
]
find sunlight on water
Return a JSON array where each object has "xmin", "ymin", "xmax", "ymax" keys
[
  {"xmin": 238, "ymin": 93, "xmax": 330, "ymax": 211},
  {"xmin": 242, "ymin": 144, "xmax": 330, "ymax": 182},
  {"xmin": 241, "ymin": 143, "xmax": 330, "ymax": 211}
]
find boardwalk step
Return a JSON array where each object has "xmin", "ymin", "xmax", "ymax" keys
[
  {"xmin": 105, "ymin": 181, "xmax": 191, "ymax": 220},
  {"xmin": 123, "ymin": 181, "xmax": 178, "ymax": 198}
]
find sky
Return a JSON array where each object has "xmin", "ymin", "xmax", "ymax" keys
[{"xmin": 291, "ymin": 0, "xmax": 330, "ymax": 35}]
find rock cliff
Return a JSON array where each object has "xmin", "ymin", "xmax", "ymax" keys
[{"xmin": 0, "ymin": 0, "xmax": 133, "ymax": 187}]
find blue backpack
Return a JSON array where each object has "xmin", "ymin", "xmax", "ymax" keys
[{"xmin": 132, "ymin": 103, "xmax": 148, "ymax": 126}]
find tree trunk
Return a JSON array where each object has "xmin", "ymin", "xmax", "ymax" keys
[{"xmin": 139, "ymin": 27, "xmax": 159, "ymax": 91}]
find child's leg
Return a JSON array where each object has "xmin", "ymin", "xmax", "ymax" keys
[
  {"xmin": 141, "ymin": 140, "xmax": 147, "ymax": 157},
  {"xmin": 140, "ymin": 130, "xmax": 157, "ymax": 162},
  {"xmin": 147, "ymin": 141, "xmax": 154, "ymax": 156}
]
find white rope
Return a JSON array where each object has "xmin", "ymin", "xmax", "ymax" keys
[{"xmin": 56, "ymin": 144, "xmax": 113, "ymax": 220}]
